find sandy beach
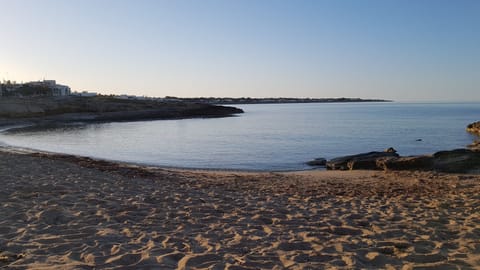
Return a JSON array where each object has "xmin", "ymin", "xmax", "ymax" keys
[{"xmin": 1, "ymin": 150, "xmax": 480, "ymax": 269}]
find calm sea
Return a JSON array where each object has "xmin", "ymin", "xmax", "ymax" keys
[{"xmin": 0, "ymin": 102, "xmax": 479, "ymax": 171}]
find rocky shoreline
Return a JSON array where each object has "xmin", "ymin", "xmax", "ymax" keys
[
  {"xmin": 467, "ymin": 121, "xmax": 480, "ymax": 151},
  {"xmin": 308, "ymin": 121, "xmax": 480, "ymax": 173},
  {"xmin": 467, "ymin": 121, "xmax": 480, "ymax": 135},
  {"xmin": 0, "ymin": 96, "xmax": 244, "ymax": 127},
  {"xmin": 319, "ymin": 148, "xmax": 480, "ymax": 173}
]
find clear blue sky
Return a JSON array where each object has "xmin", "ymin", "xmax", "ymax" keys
[{"xmin": 0, "ymin": 0, "xmax": 479, "ymax": 101}]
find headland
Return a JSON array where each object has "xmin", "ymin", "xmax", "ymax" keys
[{"xmin": 0, "ymin": 96, "xmax": 244, "ymax": 127}]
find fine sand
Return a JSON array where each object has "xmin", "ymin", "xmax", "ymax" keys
[{"xmin": 1, "ymin": 151, "xmax": 480, "ymax": 269}]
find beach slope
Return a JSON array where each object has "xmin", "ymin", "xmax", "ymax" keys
[{"xmin": 1, "ymin": 151, "xmax": 480, "ymax": 269}]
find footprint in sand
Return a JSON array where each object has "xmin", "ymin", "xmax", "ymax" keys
[
  {"xmin": 35, "ymin": 207, "xmax": 74, "ymax": 225},
  {"xmin": 177, "ymin": 254, "xmax": 222, "ymax": 270}
]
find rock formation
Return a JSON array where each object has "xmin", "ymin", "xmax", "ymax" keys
[
  {"xmin": 466, "ymin": 121, "xmax": 480, "ymax": 151},
  {"xmin": 0, "ymin": 96, "xmax": 243, "ymax": 124},
  {"xmin": 468, "ymin": 140, "xmax": 480, "ymax": 151},
  {"xmin": 376, "ymin": 155, "xmax": 435, "ymax": 171},
  {"xmin": 324, "ymin": 148, "xmax": 480, "ymax": 173},
  {"xmin": 306, "ymin": 158, "xmax": 327, "ymax": 166},
  {"xmin": 432, "ymin": 149, "xmax": 480, "ymax": 173},
  {"xmin": 326, "ymin": 151, "xmax": 399, "ymax": 170},
  {"xmin": 467, "ymin": 121, "xmax": 480, "ymax": 135}
]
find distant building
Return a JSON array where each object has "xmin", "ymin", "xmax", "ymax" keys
[
  {"xmin": 0, "ymin": 79, "xmax": 71, "ymax": 97},
  {"xmin": 0, "ymin": 81, "xmax": 22, "ymax": 96},
  {"xmin": 25, "ymin": 80, "xmax": 71, "ymax": 96},
  {"xmin": 71, "ymin": 91, "xmax": 97, "ymax": 97}
]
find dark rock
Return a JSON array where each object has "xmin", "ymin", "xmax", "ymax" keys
[
  {"xmin": 325, "ymin": 148, "xmax": 480, "ymax": 173},
  {"xmin": 376, "ymin": 155, "xmax": 435, "ymax": 171},
  {"xmin": 466, "ymin": 121, "xmax": 480, "ymax": 151},
  {"xmin": 468, "ymin": 140, "xmax": 480, "ymax": 151},
  {"xmin": 433, "ymin": 148, "xmax": 474, "ymax": 158},
  {"xmin": 416, "ymin": 139, "xmax": 423, "ymax": 141},
  {"xmin": 467, "ymin": 121, "xmax": 480, "ymax": 135},
  {"xmin": 347, "ymin": 158, "xmax": 379, "ymax": 170},
  {"xmin": 384, "ymin": 147, "xmax": 397, "ymax": 153},
  {"xmin": 377, "ymin": 149, "xmax": 480, "ymax": 173},
  {"xmin": 306, "ymin": 158, "xmax": 327, "ymax": 166},
  {"xmin": 432, "ymin": 149, "xmax": 480, "ymax": 173},
  {"xmin": 326, "ymin": 151, "xmax": 399, "ymax": 170}
]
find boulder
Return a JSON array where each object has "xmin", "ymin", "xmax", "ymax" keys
[
  {"xmin": 432, "ymin": 149, "xmax": 480, "ymax": 173},
  {"xmin": 306, "ymin": 158, "xmax": 327, "ymax": 166},
  {"xmin": 384, "ymin": 147, "xmax": 397, "ymax": 153},
  {"xmin": 326, "ymin": 151, "xmax": 399, "ymax": 170},
  {"xmin": 377, "ymin": 150, "xmax": 480, "ymax": 173},
  {"xmin": 468, "ymin": 140, "xmax": 480, "ymax": 151},
  {"xmin": 376, "ymin": 155, "xmax": 435, "ymax": 171},
  {"xmin": 467, "ymin": 121, "xmax": 480, "ymax": 135},
  {"xmin": 466, "ymin": 121, "xmax": 480, "ymax": 151},
  {"xmin": 323, "ymin": 147, "xmax": 480, "ymax": 173}
]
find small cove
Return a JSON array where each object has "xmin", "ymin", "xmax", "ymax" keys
[{"xmin": 0, "ymin": 102, "xmax": 478, "ymax": 171}]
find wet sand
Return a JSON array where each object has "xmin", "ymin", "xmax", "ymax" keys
[{"xmin": 1, "ymin": 151, "xmax": 480, "ymax": 269}]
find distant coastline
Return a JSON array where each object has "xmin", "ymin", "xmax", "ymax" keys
[
  {"xmin": 0, "ymin": 96, "xmax": 390, "ymax": 127},
  {"xmin": 167, "ymin": 97, "xmax": 391, "ymax": 105}
]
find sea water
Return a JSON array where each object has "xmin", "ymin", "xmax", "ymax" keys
[{"xmin": 0, "ymin": 102, "xmax": 479, "ymax": 171}]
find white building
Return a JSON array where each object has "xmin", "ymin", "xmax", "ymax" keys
[
  {"xmin": 71, "ymin": 91, "xmax": 97, "ymax": 97},
  {"xmin": 26, "ymin": 80, "xmax": 71, "ymax": 96},
  {"xmin": 52, "ymin": 84, "xmax": 71, "ymax": 96}
]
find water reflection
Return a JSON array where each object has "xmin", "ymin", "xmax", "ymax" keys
[
  {"xmin": 0, "ymin": 103, "xmax": 479, "ymax": 171},
  {"xmin": 4, "ymin": 123, "xmax": 108, "ymax": 135}
]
